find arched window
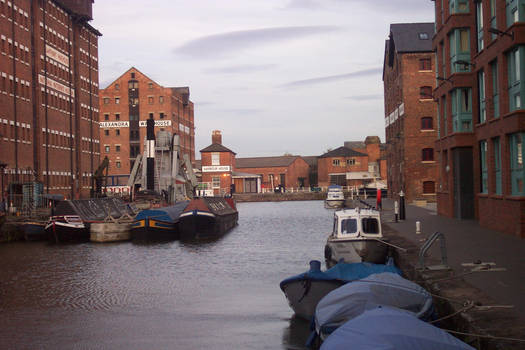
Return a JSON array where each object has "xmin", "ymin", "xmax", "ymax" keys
[
  {"xmin": 421, "ymin": 117, "xmax": 433, "ymax": 130},
  {"xmin": 422, "ymin": 148, "xmax": 434, "ymax": 161}
]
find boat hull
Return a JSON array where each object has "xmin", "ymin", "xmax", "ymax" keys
[
  {"xmin": 45, "ymin": 222, "xmax": 90, "ymax": 243},
  {"xmin": 22, "ymin": 222, "xmax": 47, "ymax": 241},
  {"xmin": 130, "ymin": 218, "xmax": 178, "ymax": 241},
  {"xmin": 179, "ymin": 211, "xmax": 238, "ymax": 240},
  {"xmin": 325, "ymin": 238, "xmax": 389, "ymax": 267},
  {"xmin": 324, "ymin": 199, "xmax": 344, "ymax": 209},
  {"xmin": 281, "ymin": 279, "xmax": 344, "ymax": 320}
]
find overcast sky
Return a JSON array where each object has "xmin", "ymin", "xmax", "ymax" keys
[{"xmin": 92, "ymin": 0, "xmax": 435, "ymax": 158}]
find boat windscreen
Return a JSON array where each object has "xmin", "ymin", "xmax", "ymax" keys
[
  {"xmin": 341, "ymin": 219, "xmax": 357, "ymax": 234},
  {"xmin": 362, "ymin": 218, "xmax": 379, "ymax": 234}
]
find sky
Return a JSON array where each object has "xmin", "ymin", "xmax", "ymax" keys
[{"xmin": 92, "ymin": 0, "xmax": 435, "ymax": 158}]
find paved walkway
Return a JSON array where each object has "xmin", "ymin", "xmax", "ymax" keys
[{"xmin": 376, "ymin": 198, "xmax": 525, "ymax": 323}]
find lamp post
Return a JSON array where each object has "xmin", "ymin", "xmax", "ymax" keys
[{"xmin": 0, "ymin": 162, "xmax": 6, "ymax": 212}]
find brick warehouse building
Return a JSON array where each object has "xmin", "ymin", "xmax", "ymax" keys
[
  {"xmin": 383, "ymin": 23, "xmax": 438, "ymax": 203},
  {"xmin": 98, "ymin": 67, "xmax": 195, "ymax": 187},
  {"xmin": 433, "ymin": 0, "xmax": 524, "ymax": 236},
  {"xmin": 0, "ymin": 0, "xmax": 100, "ymax": 200},
  {"xmin": 317, "ymin": 136, "xmax": 387, "ymax": 188}
]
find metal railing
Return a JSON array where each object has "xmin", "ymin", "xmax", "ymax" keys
[{"xmin": 417, "ymin": 231, "xmax": 450, "ymax": 271}]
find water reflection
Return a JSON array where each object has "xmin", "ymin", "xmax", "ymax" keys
[{"xmin": 0, "ymin": 200, "xmax": 333, "ymax": 349}]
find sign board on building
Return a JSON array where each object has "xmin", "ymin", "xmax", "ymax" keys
[
  {"xmin": 38, "ymin": 74, "xmax": 74, "ymax": 97},
  {"xmin": 139, "ymin": 120, "xmax": 171, "ymax": 127},
  {"xmin": 99, "ymin": 120, "xmax": 172, "ymax": 128},
  {"xmin": 398, "ymin": 102, "xmax": 405, "ymax": 116},
  {"xmin": 202, "ymin": 166, "xmax": 231, "ymax": 172},
  {"xmin": 46, "ymin": 45, "xmax": 69, "ymax": 67}
]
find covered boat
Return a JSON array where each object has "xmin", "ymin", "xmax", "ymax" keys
[
  {"xmin": 324, "ymin": 185, "xmax": 345, "ymax": 209},
  {"xmin": 320, "ymin": 306, "xmax": 475, "ymax": 350},
  {"xmin": 313, "ymin": 272, "xmax": 434, "ymax": 341},
  {"xmin": 324, "ymin": 207, "xmax": 389, "ymax": 267},
  {"xmin": 22, "ymin": 221, "xmax": 47, "ymax": 241},
  {"xmin": 47, "ymin": 197, "xmax": 138, "ymax": 243},
  {"xmin": 279, "ymin": 260, "xmax": 401, "ymax": 320},
  {"xmin": 131, "ymin": 200, "xmax": 189, "ymax": 240},
  {"xmin": 178, "ymin": 197, "xmax": 238, "ymax": 240}
]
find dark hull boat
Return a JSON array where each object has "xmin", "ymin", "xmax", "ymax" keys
[
  {"xmin": 178, "ymin": 197, "xmax": 238, "ymax": 240},
  {"xmin": 22, "ymin": 221, "xmax": 47, "ymax": 241},
  {"xmin": 45, "ymin": 215, "xmax": 90, "ymax": 243},
  {"xmin": 131, "ymin": 200, "xmax": 189, "ymax": 241}
]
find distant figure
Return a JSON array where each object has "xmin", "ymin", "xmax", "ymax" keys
[{"xmin": 376, "ymin": 188, "xmax": 382, "ymax": 210}]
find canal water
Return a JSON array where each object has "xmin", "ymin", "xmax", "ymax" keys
[{"xmin": 0, "ymin": 200, "xmax": 334, "ymax": 349}]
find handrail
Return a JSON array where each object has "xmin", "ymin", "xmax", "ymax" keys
[{"xmin": 418, "ymin": 231, "xmax": 450, "ymax": 270}]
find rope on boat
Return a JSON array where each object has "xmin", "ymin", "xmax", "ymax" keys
[
  {"xmin": 429, "ymin": 301, "xmax": 475, "ymax": 324},
  {"xmin": 371, "ymin": 238, "xmax": 407, "ymax": 252},
  {"xmin": 440, "ymin": 328, "xmax": 525, "ymax": 344}
]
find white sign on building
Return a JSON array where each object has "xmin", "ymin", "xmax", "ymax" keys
[{"xmin": 202, "ymin": 166, "xmax": 231, "ymax": 172}]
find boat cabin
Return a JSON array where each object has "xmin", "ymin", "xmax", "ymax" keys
[{"xmin": 332, "ymin": 208, "xmax": 382, "ymax": 239}]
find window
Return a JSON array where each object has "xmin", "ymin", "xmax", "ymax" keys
[
  {"xmin": 130, "ymin": 145, "xmax": 140, "ymax": 158},
  {"xmin": 131, "ymin": 72, "xmax": 135, "ymax": 79},
  {"xmin": 130, "ymin": 97, "xmax": 138, "ymax": 105},
  {"xmin": 480, "ymin": 140, "xmax": 488, "ymax": 193},
  {"xmin": 419, "ymin": 32, "xmax": 429, "ymax": 40},
  {"xmin": 478, "ymin": 70, "xmax": 486, "ymax": 123},
  {"xmin": 507, "ymin": 46, "xmax": 524, "ymax": 112},
  {"xmin": 450, "ymin": 0, "xmax": 469, "ymax": 14},
  {"xmin": 423, "ymin": 181, "xmax": 436, "ymax": 194},
  {"xmin": 442, "ymin": 96, "xmax": 447, "ymax": 136},
  {"xmin": 149, "ymin": 113, "xmax": 154, "ymax": 118},
  {"xmin": 476, "ymin": 1, "xmax": 484, "ymax": 52},
  {"xmin": 103, "ymin": 97, "xmax": 109, "ymax": 104},
  {"xmin": 104, "ymin": 130, "xmax": 109, "ymax": 136},
  {"xmin": 115, "ymin": 83, "xmax": 120, "ymax": 90},
  {"xmin": 420, "ymin": 86, "xmax": 433, "ymax": 99},
  {"xmin": 361, "ymin": 218, "xmax": 379, "ymax": 234},
  {"xmin": 422, "ymin": 148, "xmax": 434, "ymax": 161},
  {"xmin": 148, "ymin": 96, "xmax": 154, "ymax": 104},
  {"xmin": 159, "ymin": 113, "xmax": 164, "ymax": 119},
  {"xmin": 159, "ymin": 96, "xmax": 164, "ymax": 104},
  {"xmin": 451, "ymin": 88, "xmax": 472, "ymax": 132},
  {"xmin": 341, "ymin": 219, "xmax": 357, "ymax": 234},
  {"xmin": 115, "ymin": 97, "xmax": 120, "ymax": 104},
  {"xmin": 211, "ymin": 153, "xmax": 220, "ymax": 165},
  {"xmin": 116, "ymin": 161, "xmax": 121, "ymax": 169},
  {"xmin": 116, "ymin": 129, "xmax": 120, "ymax": 136},
  {"xmin": 128, "ymin": 81, "xmax": 138, "ymax": 89},
  {"xmin": 104, "ymin": 113, "xmax": 109, "ymax": 121},
  {"xmin": 104, "ymin": 145, "xmax": 110, "ymax": 153},
  {"xmin": 493, "ymin": 137, "xmax": 502, "ymax": 195},
  {"xmin": 332, "ymin": 159, "xmax": 340, "ymax": 166},
  {"xmin": 116, "ymin": 145, "xmax": 121, "ymax": 152},
  {"xmin": 148, "ymin": 82, "xmax": 153, "ymax": 89},
  {"xmin": 212, "ymin": 176, "xmax": 220, "ymax": 189},
  {"xmin": 115, "ymin": 113, "xmax": 120, "ymax": 120},
  {"xmin": 421, "ymin": 117, "xmax": 433, "ymax": 130},
  {"xmin": 491, "ymin": 60, "xmax": 500, "ymax": 118},
  {"xmin": 130, "ymin": 130, "xmax": 139, "ymax": 140},
  {"xmin": 346, "ymin": 159, "xmax": 355, "ymax": 165},
  {"xmin": 490, "ymin": 0, "xmax": 497, "ymax": 40},
  {"xmin": 509, "ymin": 133, "xmax": 524, "ymax": 195},
  {"xmin": 130, "ymin": 114, "xmax": 139, "ymax": 121},
  {"xmin": 506, "ymin": 0, "xmax": 525, "ymax": 27},
  {"xmin": 449, "ymin": 29, "xmax": 471, "ymax": 73},
  {"xmin": 419, "ymin": 58, "xmax": 431, "ymax": 71}
]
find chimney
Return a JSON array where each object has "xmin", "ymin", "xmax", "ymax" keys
[{"xmin": 212, "ymin": 130, "xmax": 222, "ymax": 144}]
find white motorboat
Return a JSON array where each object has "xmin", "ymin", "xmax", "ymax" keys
[
  {"xmin": 324, "ymin": 207, "xmax": 388, "ymax": 267},
  {"xmin": 324, "ymin": 185, "xmax": 345, "ymax": 208}
]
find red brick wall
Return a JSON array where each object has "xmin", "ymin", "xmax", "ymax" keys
[
  {"xmin": 478, "ymin": 196, "xmax": 525, "ymax": 238},
  {"xmin": 237, "ymin": 157, "xmax": 310, "ymax": 190},
  {"xmin": 200, "ymin": 150, "xmax": 235, "ymax": 195},
  {"xmin": 317, "ymin": 155, "xmax": 368, "ymax": 187},
  {"xmin": 99, "ymin": 68, "xmax": 195, "ymax": 178},
  {"xmin": 384, "ymin": 50, "xmax": 438, "ymax": 203},
  {"xmin": 0, "ymin": 0, "xmax": 99, "ymax": 199}
]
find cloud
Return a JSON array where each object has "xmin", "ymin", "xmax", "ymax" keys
[
  {"xmin": 281, "ymin": 67, "xmax": 382, "ymax": 87},
  {"xmin": 345, "ymin": 94, "xmax": 384, "ymax": 101},
  {"xmin": 204, "ymin": 64, "xmax": 278, "ymax": 75},
  {"xmin": 173, "ymin": 26, "xmax": 340, "ymax": 59},
  {"xmin": 284, "ymin": 0, "xmax": 432, "ymax": 13}
]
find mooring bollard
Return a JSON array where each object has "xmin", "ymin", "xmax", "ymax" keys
[
  {"xmin": 399, "ymin": 190, "xmax": 406, "ymax": 220},
  {"xmin": 416, "ymin": 221, "xmax": 421, "ymax": 234},
  {"xmin": 394, "ymin": 201, "xmax": 399, "ymax": 222}
]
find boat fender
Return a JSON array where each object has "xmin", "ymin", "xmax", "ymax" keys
[{"xmin": 324, "ymin": 245, "xmax": 332, "ymax": 261}]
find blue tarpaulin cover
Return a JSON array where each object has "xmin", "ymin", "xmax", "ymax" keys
[
  {"xmin": 135, "ymin": 201, "xmax": 189, "ymax": 223},
  {"xmin": 320, "ymin": 306, "xmax": 475, "ymax": 350},
  {"xmin": 279, "ymin": 260, "xmax": 401, "ymax": 291},
  {"xmin": 315, "ymin": 272, "xmax": 434, "ymax": 338}
]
